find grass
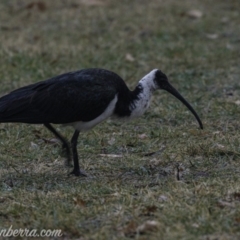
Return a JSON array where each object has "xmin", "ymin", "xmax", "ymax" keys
[{"xmin": 0, "ymin": 0, "xmax": 240, "ymax": 239}]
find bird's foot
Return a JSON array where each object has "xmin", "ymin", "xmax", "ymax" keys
[{"xmin": 69, "ymin": 168, "xmax": 87, "ymax": 177}]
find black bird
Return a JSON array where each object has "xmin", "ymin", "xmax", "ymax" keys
[{"xmin": 0, "ymin": 68, "xmax": 203, "ymax": 176}]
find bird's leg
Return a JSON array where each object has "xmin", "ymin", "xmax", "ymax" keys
[
  {"xmin": 70, "ymin": 130, "xmax": 87, "ymax": 177},
  {"xmin": 44, "ymin": 123, "xmax": 72, "ymax": 166}
]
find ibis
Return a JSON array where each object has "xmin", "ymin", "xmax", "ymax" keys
[{"xmin": 0, "ymin": 68, "xmax": 203, "ymax": 176}]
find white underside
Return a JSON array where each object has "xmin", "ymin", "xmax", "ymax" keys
[{"xmin": 66, "ymin": 95, "xmax": 118, "ymax": 131}]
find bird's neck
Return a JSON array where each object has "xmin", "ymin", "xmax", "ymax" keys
[
  {"xmin": 129, "ymin": 70, "xmax": 158, "ymax": 119},
  {"xmin": 113, "ymin": 69, "xmax": 158, "ymax": 119}
]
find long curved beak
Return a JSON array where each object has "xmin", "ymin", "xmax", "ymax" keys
[{"xmin": 162, "ymin": 82, "xmax": 203, "ymax": 129}]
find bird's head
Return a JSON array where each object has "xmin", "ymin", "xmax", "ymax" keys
[{"xmin": 154, "ymin": 69, "xmax": 203, "ymax": 129}]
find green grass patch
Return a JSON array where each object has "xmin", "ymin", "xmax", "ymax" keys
[{"xmin": 0, "ymin": 0, "xmax": 240, "ymax": 239}]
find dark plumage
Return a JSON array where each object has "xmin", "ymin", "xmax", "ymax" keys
[{"xmin": 0, "ymin": 69, "xmax": 139, "ymax": 123}]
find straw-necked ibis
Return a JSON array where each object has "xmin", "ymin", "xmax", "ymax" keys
[{"xmin": 0, "ymin": 68, "xmax": 203, "ymax": 176}]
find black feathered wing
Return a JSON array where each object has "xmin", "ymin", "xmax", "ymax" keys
[{"xmin": 0, "ymin": 70, "xmax": 120, "ymax": 124}]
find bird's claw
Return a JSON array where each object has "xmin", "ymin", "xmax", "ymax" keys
[{"xmin": 69, "ymin": 168, "xmax": 87, "ymax": 177}]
